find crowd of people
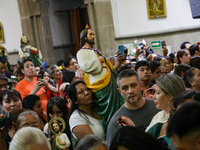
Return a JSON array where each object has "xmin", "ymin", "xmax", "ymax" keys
[{"xmin": 0, "ymin": 27, "xmax": 200, "ymax": 150}]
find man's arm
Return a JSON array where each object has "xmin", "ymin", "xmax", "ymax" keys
[
  {"xmin": 29, "ymin": 81, "xmax": 43, "ymax": 95},
  {"xmin": 113, "ymin": 51, "xmax": 126, "ymax": 71},
  {"xmin": 77, "ymin": 50, "xmax": 103, "ymax": 75},
  {"xmin": 106, "ymin": 117, "xmax": 120, "ymax": 149},
  {"xmin": 41, "ymin": 79, "xmax": 58, "ymax": 94},
  {"xmin": 162, "ymin": 46, "xmax": 168, "ymax": 57}
]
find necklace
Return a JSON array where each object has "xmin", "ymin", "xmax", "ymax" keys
[
  {"xmin": 81, "ymin": 47, "xmax": 116, "ymax": 72},
  {"xmin": 82, "ymin": 47, "xmax": 103, "ymax": 57},
  {"xmin": 82, "ymin": 47, "xmax": 107, "ymax": 63}
]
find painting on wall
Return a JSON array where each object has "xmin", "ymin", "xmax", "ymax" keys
[
  {"xmin": 0, "ymin": 22, "xmax": 4, "ymax": 43},
  {"xmin": 146, "ymin": 0, "xmax": 167, "ymax": 19}
]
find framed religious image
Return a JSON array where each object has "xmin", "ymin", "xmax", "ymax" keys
[
  {"xmin": 49, "ymin": 117, "xmax": 71, "ymax": 150},
  {"xmin": 146, "ymin": 0, "xmax": 167, "ymax": 19},
  {"xmin": 0, "ymin": 22, "xmax": 4, "ymax": 43}
]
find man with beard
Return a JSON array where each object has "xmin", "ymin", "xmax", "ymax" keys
[
  {"xmin": 106, "ymin": 69, "xmax": 159, "ymax": 149},
  {"xmin": 51, "ymin": 121, "xmax": 71, "ymax": 150},
  {"xmin": 76, "ymin": 28, "xmax": 124, "ymax": 131}
]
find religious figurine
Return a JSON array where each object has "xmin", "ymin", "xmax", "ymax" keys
[
  {"xmin": 0, "ymin": 45, "xmax": 11, "ymax": 73},
  {"xmin": 77, "ymin": 25, "xmax": 124, "ymax": 131},
  {"xmin": 19, "ymin": 35, "xmax": 43, "ymax": 66},
  {"xmin": 49, "ymin": 117, "xmax": 71, "ymax": 150},
  {"xmin": 0, "ymin": 45, "xmax": 8, "ymax": 58},
  {"xmin": 19, "ymin": 35, "xmax": 31, "ymax": 60}
]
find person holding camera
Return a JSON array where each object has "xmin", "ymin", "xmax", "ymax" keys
[{"xmin": 16, "ymin": 58, "xmax": 56, "ymax": 112}]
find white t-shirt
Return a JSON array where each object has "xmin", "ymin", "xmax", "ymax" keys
[
  {"xmin": 69, "ymin": 109, "xmax": 105, "ymax": 140},
  {"xmin": 43, "ymin": 123, "xmax": 51, "ymax": 138}
]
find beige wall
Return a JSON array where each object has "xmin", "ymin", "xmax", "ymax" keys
[
  {"xmin": 85, "ymin": 0, "xmax": 116, "ymax": 56},
  {"xmin": 0, "ymin": 0, "xmax": 23, "ymax": 65},
  {"xmin": 2, "ymin": 0, "xmax": 200, "ymax": 65},
  {"xmin": 85, "ymin": 0, "xmax": 200, "ymax": 57}
]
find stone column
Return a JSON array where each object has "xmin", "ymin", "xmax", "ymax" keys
[
  {"xmin": 17, "ymin": 0, "xmax": 55, "ymax": 65},
  {"xmin": 38, "ymin": 0, "xmax": 55, "ymax": 64},
  {"xmin": 84, "ymin": 0, "xmax": 116, "ymax": 56}
]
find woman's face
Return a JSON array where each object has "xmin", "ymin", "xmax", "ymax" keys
[
  {"xmin": 2, "ymin": 94, "xmax": 22, "ymax": 113},
  {"xmin": 52, "ymin": 66, "xmax": 62, "ymax": 80},
  {"xmin": 49, "ymin": 105, "xmax": 63, "ymax": 119},
  {"xmin": 43, "ymin": 72, "xmax": 50, "ymax": 81},
  {"xmin": 18, "ymin": 114, "xmax": 41, "ymax": 130},
  {"xmin": 190, "ymin": 69, "xmax": 200, "ymax": 91},
  {"xmin": 33, "ymin": 100, "xmax": 44, "ymax": 118},
  {"xmin": 167, "ymin": 59, "xmax": 174, "ymax": 72},
  {"xmin": 160, "ymin": 58, "xmax": 170, "ymax": 74},
  {"xmin": 75, "ymin": 83, "xmax": 93, "ymax": 106},
  {"xmin": 68, "ymin": 58, "xmax": 79, "ymax": 72},
  {"xmin": 180, "ymin": 51, "xmax": 191, "ymax": 65},
  {"xmin": 154, "ymin": 85, "xmax": 173, "ymax": 112}
]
